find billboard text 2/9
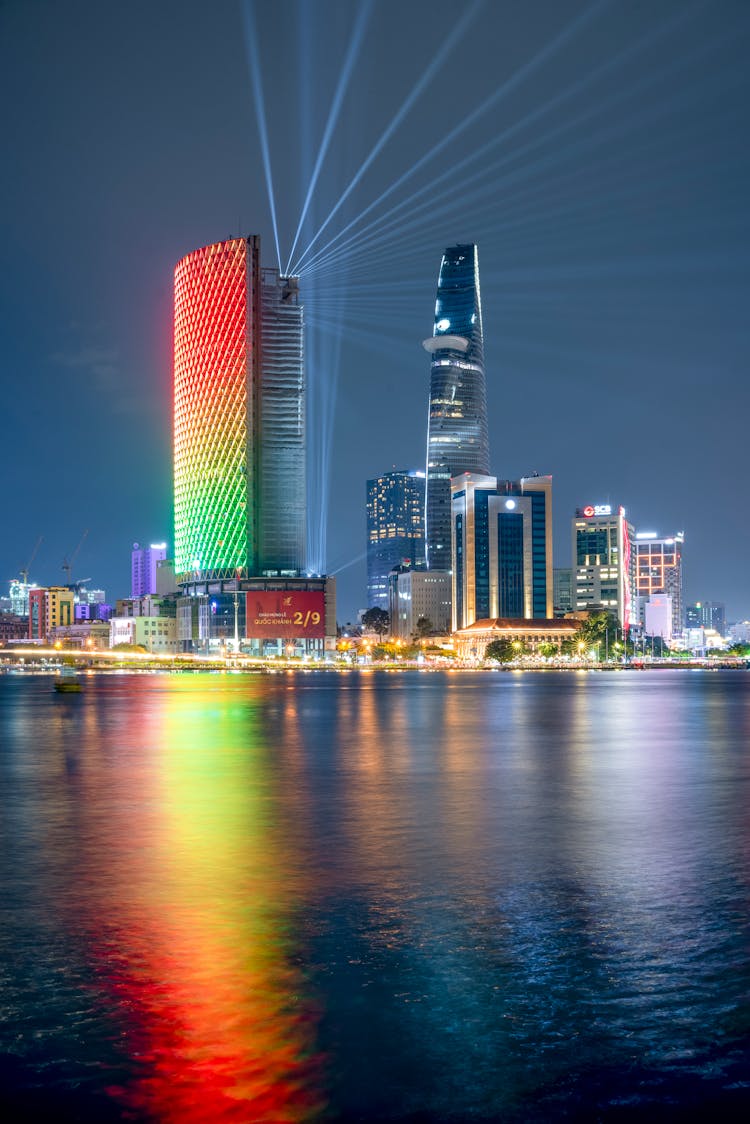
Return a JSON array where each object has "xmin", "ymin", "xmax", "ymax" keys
[{"xmin": 245, "ymin": 591, "xmax": 326, "ymax": 639}]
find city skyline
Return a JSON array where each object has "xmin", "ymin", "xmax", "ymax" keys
[{"xmin": 1, "ymin": 1, "xmax": 749, "ymax": 619}]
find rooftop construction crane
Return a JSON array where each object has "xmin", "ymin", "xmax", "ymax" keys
[
  {"xmin": 62, "ymin": 529, "xmax": 89, "ymax": 585},
  {"xmin": 19, "ymin": 536, "xmax": 43, "ymax": 585}
]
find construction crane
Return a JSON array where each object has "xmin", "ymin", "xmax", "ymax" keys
[
  {"xmin": 62, "ymin": 529, "xmax": 89, "ymax": 585},
  {"xmin": 19, "ymin": 536, "xmax": 43, "ymax": 585}
]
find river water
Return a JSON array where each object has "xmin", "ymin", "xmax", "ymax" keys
[{"xmin": 1, "ymin": 669, "xmax": 750, "ymax": 1121}]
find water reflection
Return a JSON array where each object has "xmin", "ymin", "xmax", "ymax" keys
[
  {"xmin": 1, "ymin": 671, "xmax": 750, "ymax": 1121},
  {"xmin": 0, "ymin": 677, "xmax": 325, "ymax": 1122}
]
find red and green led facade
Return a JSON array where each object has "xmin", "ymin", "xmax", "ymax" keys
[{"xmin": 174, "ymin": 237, "xmax": 260, "ymax": 580}]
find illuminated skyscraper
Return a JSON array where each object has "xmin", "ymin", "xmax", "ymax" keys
[
  {"xmin": 131, "ymin": 541, "xmax": 167, "ymax": 597},
  {"xmin": 423, "ymin": 244, "xmax": 489, "ymax": 569},
  {"xmin": 572, "ymin": 504, "xmax": 634, "ymax": 629},
  {"xmin": 173, "ymin": 236, "xmax": 305, "ymax": 582},
  {"xmin": 633, "ymin": 531, "xmax": 684, "ymax": 634},
  {"xmin": 451, "ymin": 473, "xmax": 553, "ymax": 631},
  {"xmin": 366, "ymin": 469, "xmax": 425, "ymax": 610}
]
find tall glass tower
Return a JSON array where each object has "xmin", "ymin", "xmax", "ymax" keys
[
  {"xmin": 173, "ymin": 236, "xmax": 305, "ymax": 582},
  {"xmin": 423, "ymin": 244, "xmax": 489, "ymax": 569},
  {"xmin": 366, "ymin": 469, "xmax": 426, "ymax": 610},
  {"xmin": 259, "ymin": 270, "xmax": 306, "ymax": 574}
]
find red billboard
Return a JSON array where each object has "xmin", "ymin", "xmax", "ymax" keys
[{"xmin": 245, "ymin": 591, "xmax": 326, "ymax": 639}]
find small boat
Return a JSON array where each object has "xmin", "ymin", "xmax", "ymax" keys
[{"xmin": 54, "ymin": 667, "xmax": 83, "ymax": 693}]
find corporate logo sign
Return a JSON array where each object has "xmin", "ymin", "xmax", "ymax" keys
[{"xmin": 578, "ymin": 504, "xmax": 612, "ymax": 517}]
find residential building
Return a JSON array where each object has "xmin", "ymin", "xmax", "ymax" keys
[
  {"xmin": 451, "ymin": 473, "xmax": 553, "ymax": 632},
  {"xmin": 131, "ymin": 542, "xmax": 167, "ymax": 597},
  {"xmin": 388, "ymin": 568, "xmax": 451, "ymax": 640},
  {"xmin": 366, "ymin": 469, "xmax": 425, "ymax": 610},
  {"xmin": 423, "ymin": 244, "xmax": 489, "ymax": 570},
  {"xmin": 28, "ymin": 587, "xmax": 75, "ymax": 641},
  {"xmin": 633, "ymin": 531, "xmax": 684, "ymax": 634},
  {"xmin": 572, "ymin": 504, "xmax": 634, "ymax": 629}
]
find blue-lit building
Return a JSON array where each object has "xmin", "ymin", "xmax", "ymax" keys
[
  {"xmin": 451, "ymin": 473, "xmax": 553, "ymax": 631},
  {"xmin": 423, "ymin": 244, "xmax": 489, "ymax": 570},
  {"xmin": 366, "ymin": 469, "xmax": 425, "ymax": 610}
]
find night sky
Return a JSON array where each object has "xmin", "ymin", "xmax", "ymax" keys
[{"xmin": 2, "ymin": 0, "xmax": 749, "ymax": 621}]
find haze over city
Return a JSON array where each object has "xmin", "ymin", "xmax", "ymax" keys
[{"xmin": 1, "ymin": 0, "xmax": 749, "ymax": 619}]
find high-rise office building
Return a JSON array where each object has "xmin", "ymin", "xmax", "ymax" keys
[
  {"xmin": 173, "ymin": 236, "xmax": 334, "ymax": 655},
  {"xmin": 366, "ymin": 470, "xmax": 425, "ymax": 610},
  {"xmin": 686, "ymin": 600, "xmax": 725, "ymax": 635},
  {"xmin": 131, "ymin": 542, "xmax": 167, "ymax": 598},
  {"xmin": 423, "ymin": 244, "xmax": 489, "ymax": 569},
  {"xmin": 633, "ymin": 531, "xmax": 684, "ymax": 634},
  {"xmin": 258, "ymin": 269, "xmax": 306, "ymax": 574},
  {"xmin": 572, "ymin": 504, "xmax": 634, "ymax": 629},
  {"xmin": 451, "ymin": 473, "xmax": 553, "ymax": 632},
  {"xmin": 173, "ymin": 235, "xmax": 305, "ymax": 582}
]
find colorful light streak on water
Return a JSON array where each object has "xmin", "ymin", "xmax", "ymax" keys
[{"xmin": 54, "ymin": 677, "xmax": 325, "ymax": 1122}]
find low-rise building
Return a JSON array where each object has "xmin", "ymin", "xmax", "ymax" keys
[
  {"xmin": 48, "ymin": 621, "xmax": 111, "ymax": 649},
  {"xmin": 109, "ymin": 616, "xmax": 178, "ymax": 653},
  {"xmin": 0, "ymin": 612, "xmax": 29, "ymax": 643},
  {"xmin": 453, "ymin": 617, "xmax": 581, "ymax": 661}
]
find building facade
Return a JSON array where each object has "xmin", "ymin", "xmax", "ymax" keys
[
  {"xmin": 131, "ymin": 542, "xmax": 167, "ymax": 598},
  {"xmin": 633, "ymin": 531, "xmax": 684, "ymax": 634},
  {"xmin": 173, "ymin": 235, "xmax": 305, "ymax": 583},
  {"xmin": 423, "ymin": 244, "xmax": 489, "ymax": 570},
  {"xmin": 49, "ymin": 621, "xmax": 111, "ymax": 650},
  {"xmin": 0, "ymin": 612, "xmax": 29, "ymax": 643},
  {"xmin": 388, "ymin": 568, "xmax": 451, "ymax": 640},
  {"xmin": 686, "ymin": 600, "xmax": 725, "ymax": 635},
  {"xmin": 553, "ymin": 567, "xmax": 574, "ymax": 615},
  {"xmin": 9, "ymin": 580, "xmax": 36, "ymax": 617},
  {"xmin": 644, "ymin": 594, "xmax": 673, "ymax": 642},
  {"xmin": 451, "ymin": 473, "xmax": 553, "ymax": 632},
  {"xmin": 572, "ymin": 504, "xmax": 634, "ymax": 629},
  {"xmin": 258, "ymin": 270, "xmax": 306, "ymax": 574},
  {"xmin": 110, "ymin": 615, "xmax": 178, "ymax": 653},
  {"xmin": 454, "ymin": 617, "xmax": 580, "ymax": 661},
  {"xmin": 175, "ymin": 574, "xmax": 336, "ymax": 657},
  {"xmin": 366, "ymin": 470, "xmax": 425, "ymax": 610},
  {"xmin": 28, "ymin": 587, "xmax": 75, "ymax": 641}
]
